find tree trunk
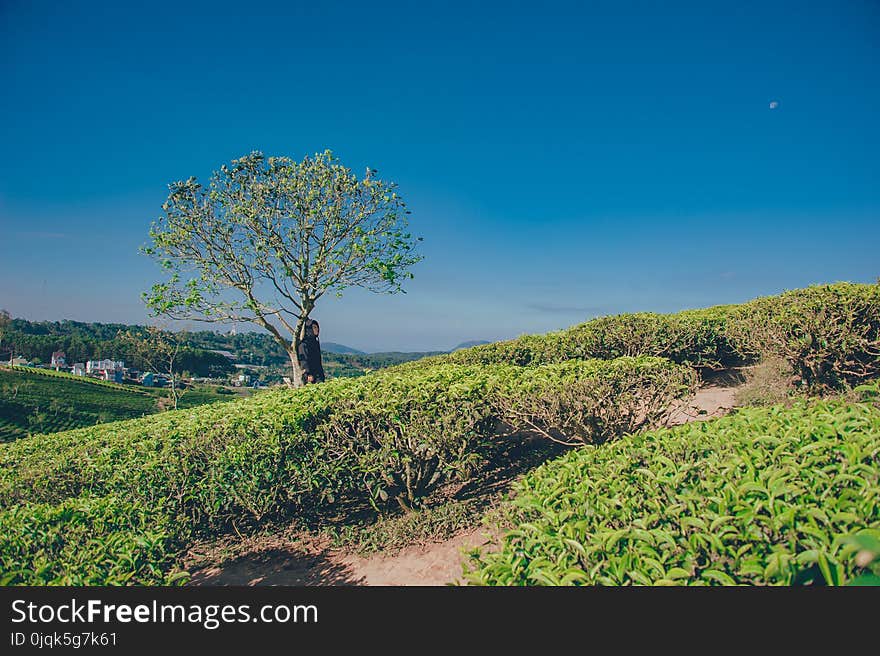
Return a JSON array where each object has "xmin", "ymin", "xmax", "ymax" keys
[
  {"xmin": 287, "ymin": 313, "xmax": 312, "ymax": 387},
  {"xmin": 288, "ymin": 347, "xmax": 304, "ymax": 387}
]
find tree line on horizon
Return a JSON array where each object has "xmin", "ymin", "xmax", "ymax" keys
[{"xmin": 0, "ymin": 316, "xmax": 440, "ymax": 380}]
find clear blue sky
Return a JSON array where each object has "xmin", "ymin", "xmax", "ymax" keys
[{"xmin": 1, "ymin": 0, "xmax": 877, "ymax": 351}]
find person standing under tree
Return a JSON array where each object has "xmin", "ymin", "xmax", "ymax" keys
[{"xmin": 297, "ymin": 318, "xmax": 325, "ymax": 385}]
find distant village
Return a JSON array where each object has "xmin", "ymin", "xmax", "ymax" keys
[{"xmin": 7, "ymin": 350, "xmax": 266, "ymax": 389}]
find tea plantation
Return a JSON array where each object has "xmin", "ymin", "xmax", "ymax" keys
[
  {"xmin": 0, "ymin": 366, "xmax": 239, "ymax": 441},
  {"xmin": 0, "ymin": 281, "xmax": 878, "ymax": 585}
]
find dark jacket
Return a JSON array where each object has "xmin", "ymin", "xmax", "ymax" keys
[{"xmin": 297, "ymin": 319, "xmax": 325, "ymax": 384}]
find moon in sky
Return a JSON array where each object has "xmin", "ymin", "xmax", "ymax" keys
[{"xmin": 769, "ymin": 101, "xmax": 779, "ymax": 109}]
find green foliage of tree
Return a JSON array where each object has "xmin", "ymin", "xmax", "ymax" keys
[
  {"xmin": 118, "ymin": 327, "xmax": 187, "ymax": 410},
  {"xmin": 0, "ymin": 309, "xmax": 10, "ymax": 359},
  {"xmin": 143, "ymin": 150, "xmax": 422, "ymax": 384}
]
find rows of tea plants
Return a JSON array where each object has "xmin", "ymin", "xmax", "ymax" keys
[
  {"xmin": 400, "ymin": 282, "xmax": 880, "ymax": 392},
  {"xmin": 0, "ymin": 367, "xmax": 159, "ymax": 441},
  {"xmin": 0, "ymin": 357, "xmax": 694, "ymax": 584},
  {"xmin": 10, "ymin": 365, "xmax": 135, "ymax": 390},
  {"xmin": 464, "ymin": 383, "xmax": 880, "ymax": 586},
  {"xmin": 398, "ymin": 306, "xmax": 737, "ymax": 372},
  {"xmin": 0, "ymin": 367, "xmax": 241, "ymax": 441}
]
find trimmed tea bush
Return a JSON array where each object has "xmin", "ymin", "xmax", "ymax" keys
[
  {"xmin": 465, "ymin": 388, "xmax": 880, "ymax": 585},
  {"xmin": 726, "ymin": 282, "xmax": 880, "ymax": 391},
  {"xmin": 0, "ymin": 379, "xmax": 349, "ymax": 521},
  {"xmin": 321, "ymin": 366, "xmax": 499, "ymax": 509},
  {"xmin": 560, "ymin": 307, "xmax": 738, "ymax": 368},
  {"xmin": 493, "ymin": 357, "xmax": 697, "ymax": 446},
  {"xmin": 1, "ymin": 359, "xmax": 693, "ymax": 518},
  {"xmin": 397, "ymin": 306, "xmax": 741, "ymax": 372},
  {"xmin": 0, "ymin": 495, "xmax": 186, "ymax": 585},
  {"xmin": 321, "ymin": 358, "xmax": 695, "ymax": 509}
]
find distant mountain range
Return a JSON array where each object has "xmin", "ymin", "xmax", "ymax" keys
[
  {"xmin": 323, "ymin": 340, "xmax": 492, "ymax": 355},
  {"xmin": 321, "ymin": 342, "xmax": 365, "ymax": 355},
  {"xmin": 452, "ymin": 340, "xmax": 492, "ymax": 351}
]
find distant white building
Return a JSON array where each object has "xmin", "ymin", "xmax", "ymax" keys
[
  {"xmin": 11, "ymin": 356, "xmax": 30, "ymax": 367},
  {"xmin": 71, "ymin": 363, "xmax": 86, "ymax": 376},
  {"xmin": 51, "ymin": 351, "xmax": 67, "ymax": 368},
  {"xmin": 86, "ymin": 359, "xmax": 124, "ymax": 374}
]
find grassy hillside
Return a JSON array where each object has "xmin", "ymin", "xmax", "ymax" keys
[{"xmin": 0, "ymin": 366, "xmax": 239, "ymax": 442}]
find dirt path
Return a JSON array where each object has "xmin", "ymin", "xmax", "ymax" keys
[
  {"xmin": 190, "ymin": 380, "xmax": 742, "ymax": 587},
  {"xmin": 335, "ymin": 528, "xmax": 495, "ymax": 585},
  {"xmin": 190, "ymin": 527, "xmax": 495, "ymax": 586},
  {"xmin": 668, "ymin": 380, "xmax": 738, "ymax": 425}
]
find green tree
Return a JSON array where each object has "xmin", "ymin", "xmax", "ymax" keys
[
  {"xmin": 66, "ymin": 334, "xmax": 91, "ymax": 364},
  {"xmin": 118, "ymin": 326, "xmax": 187, "ymax": 410},
  {"xmin": 0, "ymin": 309, "xmax": 11, "ymax": 360},
  {"xmin": 143, "ymin": 151, "xmax": 421, "ymax": 385}
]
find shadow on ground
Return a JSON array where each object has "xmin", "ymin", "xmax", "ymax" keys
[
  {"xmin": 701, "ymin": 366, "xmax": 748, "ymax": 387},
  {"xmin": 189, "ymin": 548, "xmax": 365, "ymax": 586},
  {"xmin": 453, "ymin": 430, "xmax": 567, "ymax": 503}
]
